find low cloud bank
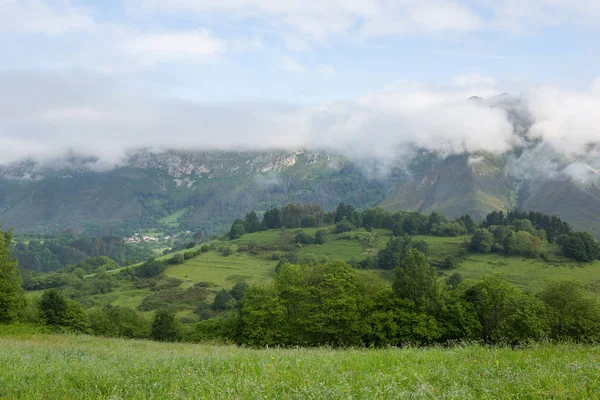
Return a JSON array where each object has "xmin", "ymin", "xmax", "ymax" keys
[{"xmin": 1, "ymin": 70, "xmax": 599, "ymax": 181}]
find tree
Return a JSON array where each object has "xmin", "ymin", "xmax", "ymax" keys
[
  {"xmin": 38, "ymin": 289, "xmax": 90, "ymax": 332},
  {"xmin": 461, "ymin": 275, "xmax": 548, "ymax": 344},
  {"xmin": 244, "ymin": 211, "xmax": 262, "ymax": 233},
  {"xmin": 561, "ymin": 232, "xmax": 600, "ymax": 262},
  {"xmin": 314, "ymin": 230, "xmax": 327, "ymax": 245},
  {"xmin": 402, "ymin": 213, "xmax": 428, "ymax": 235},
  {"xmin": 212, "ymin": 289, "xmax": 236, "ymax": 310},
  {"xmin": 469, "ymin": 228, "xmax": 494, "ymax": 253},
  {"xmin": 300, "ymin": 216, "xmax": 317, "ymax": 228},
  {"xmin": 427, "ymin": 212, "xmax": 447, "ymax": 235},
  {"xmin": 262, "ymin": 208, "xmax": 282, "ymax": 230},
  {"xmin": 378, "ymin": 236, "xmax": 412, "ymax": 270},
  {"xmin": 334, "ymin": 202, "xmax": 356, "ymax": 224},
  {"xmin": 230, "ymin": 281, "xmax": 249, "ymax": 302},
  {"xmin": 0, "ymin": 226, "xmax": 24, "ymax": 323},
  {"xmin": 239, "ymin": 285, "xmax": 289, "ymax": 346},
  {"xmin": 38, "ymin": 289, "xmax": 68, "ymax": 326},
  {"xmin": 229, "ymin": 219, "xmax": 247, "ymax": 239},
  {"xmin": 151, "ymin": 310, "xmax": 180, "ymax": 342},
  {"xmin": 392, "ymin": 249, "xmax": 441, "ymax": 312},
  {"xmin": 538, "ymin": 280, "xmax": 600, "ymax": 342}
]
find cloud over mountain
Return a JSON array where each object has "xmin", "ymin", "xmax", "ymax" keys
[{"xmin": 1, "ymin": 68, "xmax": 600, "ymax": 172}]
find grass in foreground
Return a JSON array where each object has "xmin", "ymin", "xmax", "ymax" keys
[{"xmin": 0, "ymin": 332, "xmax": 599, "ymax": 399}]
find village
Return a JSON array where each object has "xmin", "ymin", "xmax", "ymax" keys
[{"xmin": 122, "ymin": 230, "xmax": 193, "ymax": 244}]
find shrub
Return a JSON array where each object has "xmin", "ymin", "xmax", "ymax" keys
[
  {"xmin": 171, "ymin": 253, "xmax": 185, "ymax": 265},
  {"xmin": 220, "ymin": 247, "xmax": 234, "ymax": 257},
  {"xmin": 314, "ymin": 230, "xmax": 327, "ymax": 245},
  {"xmin": 151, "ymin": 310, "xmax": 180, "ymax": 342},
  {"xmin": 334, "ymin": 219, "xmax": 356, "ymax": 234},
  {"xmin": 295, "ymin": 232, "xmax": 313, "ymax": 245}
]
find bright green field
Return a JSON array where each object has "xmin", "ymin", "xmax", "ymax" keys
[
  {"xmin": 163, "ymin": 251, "xmax": 276, "ymax": 290},
  {"xmin": 0, "ymin": 332, "xmax": 599, "ymax": 399},
  {"xmin": 451, "ymin": 253, "xmax": 600, "ymax": 297},
  {"xmin": 74, "ymin": 230, "xmax": 600, "ymax": 313}
]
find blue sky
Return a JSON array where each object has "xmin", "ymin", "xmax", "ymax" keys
[{"xmin": 1, "ymin": 0, "xmax": 600, "ymax": 164}]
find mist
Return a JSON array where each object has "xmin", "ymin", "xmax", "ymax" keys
[{"xmin": 1, "ymin": 70, "xmax": 600, "ymax": 179}]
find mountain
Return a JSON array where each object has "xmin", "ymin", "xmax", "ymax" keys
[
  {"xmin": 379, "ymin": 153, "xmax": 600, "ymax": 236},
  {"xmin": 2, "ymin": 145, "xmax": 600, "ymax": 238},
  {"xmin": 380, "ymin": 154, "xmax": 515, "ymax": 221},
  {"xmin": 0, "ymin": 150, "xmax": 406, "ymax": 236}
]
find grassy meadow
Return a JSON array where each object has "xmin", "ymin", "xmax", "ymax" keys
[
  {"xmin": 57, "ymin": 227, "xmax": 600, "ymax": 316},
  {"xmin": 0, "ymin": 330, "xmax": 599, "ymax": 399}
]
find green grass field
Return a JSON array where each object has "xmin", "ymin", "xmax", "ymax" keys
[
  {"xmin": 163, "ymin": 250, "xmax": 276, "ymax": 290},
  {"xmin": 451, "ymin": 253, "xmax": 600, "ymax": 297},
  {"xmin": 0, "ymin": 331, "xmax": 599, "ymax": 399},
  {"xmin": 75, "ymin": 229, "xmax": 600, "ymax": 314}
]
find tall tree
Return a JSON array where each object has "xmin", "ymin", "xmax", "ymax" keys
[
  {"xmin": 244, "ymin": 211, "xmax": 262, "ymax": 233},
  {"xmin": 0, "ymin": 225, "xmax": 24, "ymax": 323},
  {"xmin": 392, "ymin": 249, "xmax": 441, "ymax": 312}
]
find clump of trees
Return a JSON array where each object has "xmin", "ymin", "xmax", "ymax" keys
[
  {"xmin": 471, "ymin": 210, "xmax": 600, "ymax": 262},
  {"xmin": 238, "ymin": 253, "xmax": 600, "ymax": 347}
]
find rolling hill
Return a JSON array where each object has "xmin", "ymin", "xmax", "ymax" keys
[{"xmin": 27, "ymin": 220, "xmax": 600, "ymax": 324}]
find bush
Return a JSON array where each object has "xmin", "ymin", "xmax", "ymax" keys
[
  {"xmin": 314, "ymin": 230, "xmax": 327, "ymax": 245},
  {"xmin": 89, "ymin": 306, "xmax": 150, "ymax": 339},
  {"xmin": 212, "ymin": 289, "xmax": 236, "ymax": 311},
  {"xmin": 135, "ymin": 260, "xmax": 166, "ymax": 278},
  {"xmin": 186, "ymin": 314, "xmax": 239, "ymax": 343},
  {"xmin": 220, "ymin": 247, "xmax": 234, "ymax": 257},
  {"xmin": 151, "ymin": 310, "xmax": 180, "ymax": 342},
  {"xmin": 295, "ymin": 232, "xmax": 313, "ymax": 245},
  {"xmin": 442, "ymin": 256, "xmax": 460, "ymax": 269},
  {"xmin": 171, "ymin": 253, "xmax": 185, "ymax": 265},
  {"xmin": 183, "ymin": 251, "xmax": 196, "ymax": 260},
  {"xmin": 229, "ymin": 219, "xmax": 246, "ymax": 240},
  {"xmin": 200, "ymin": 244, "xmax": 210, "ymax": 253},
  {"xmin": 38, "ymin": 289, "xmax": 90, "ymax": 333},
  {"xmin": 334, "ymin": 219, "xmax": 356, "ymax": 234}
]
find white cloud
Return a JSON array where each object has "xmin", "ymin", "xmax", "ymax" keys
[
  {"xmin": 360, "ymin": 1, "xmax": 483, "ymax": 37},
  {"xmin": 525, "ymin": 84, "xmax": 600, "ymax": 155},
  {"xmin": 128, "ymin": 0, "xmax": 484, "ymax": 43},
  {"xmin": 2, "ymin": 68, "xmax": 600, "ymax": 169},
  {"xmin": 0, "ymin": 69, "xmax": 515, "ymax": 166},
  {"xmin": 316, "ymin": 64, "xmax": 336, "ymax": 76},
  {"xmin": 122, "ymin": 30, "xmax": 225, "ymax": 64},
  {"xmin": 279, "ymin": 56, "xmax": 303, "ymax": 72},
  {"xmin": 0, "ymin": 0, "xmax": 96, "ymax": 34}
]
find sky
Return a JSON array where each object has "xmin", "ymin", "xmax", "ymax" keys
[{"xmin": 1, "ymin": 0, "xmax": 600, "ymax": 165}]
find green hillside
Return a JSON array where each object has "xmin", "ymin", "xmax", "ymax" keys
[
  {"xmin": 28, "ymin": 219, "xmax": 600, "ymax": 323},
  {"xmin": 380, "ymin": 154, "xmax": 514, "ymax": 220}
]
